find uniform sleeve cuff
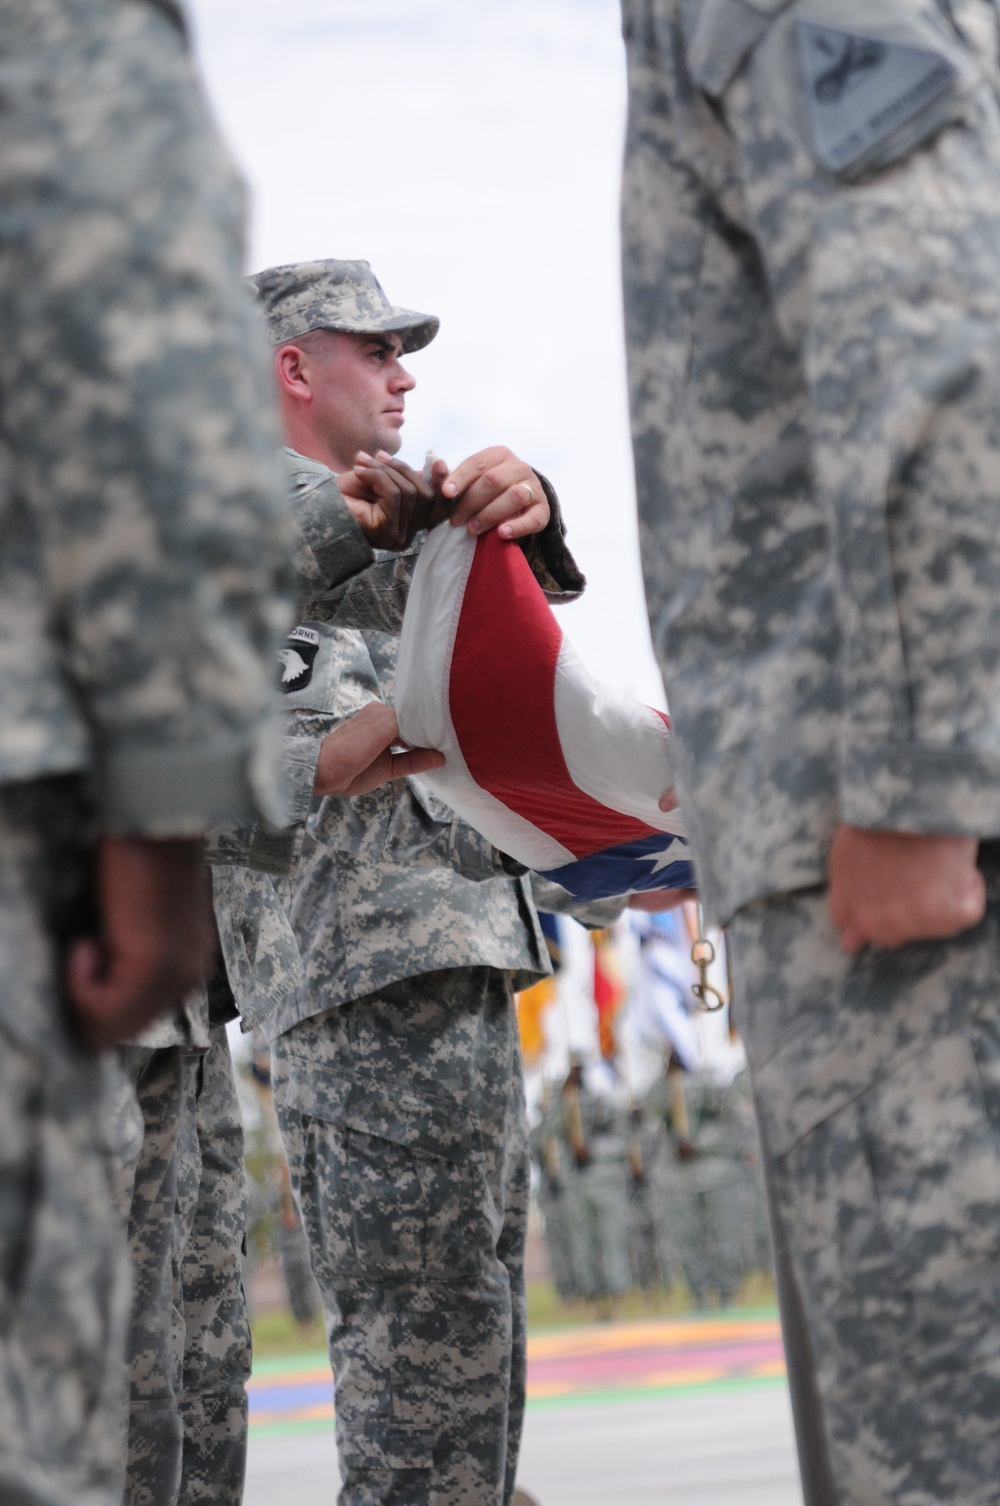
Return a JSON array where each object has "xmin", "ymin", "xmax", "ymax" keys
[
  {"xmin": 283, "ymin": 735, "xmax": 323, "ymax": 822},
  {"xmin": 841, "ymin": 739, "xmax": 1000, "ymax": 835},
  {"xmin": 517, "ymin": 471, "xmax": 587, "ymax": 603},
  {"xmin": 96, "ymin": 735, "xmax": 286, "ymax": 837},
  {"xmin": 307, "ymin": 504, "xmax": 375, "ymax": 588}
]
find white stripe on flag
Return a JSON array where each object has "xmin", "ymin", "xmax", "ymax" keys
[{"xmin": 395, "ymin": 524, "xmax": 576, "ymax": 870}]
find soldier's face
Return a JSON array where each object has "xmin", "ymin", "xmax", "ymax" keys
[{"xmin": 312, "ymin": 330, "xmax": 415, "ymax": 468}]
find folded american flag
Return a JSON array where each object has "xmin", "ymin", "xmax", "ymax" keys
[{"xmin": 395, "ymin": 524, "xmax": 695, "ymax": 901}]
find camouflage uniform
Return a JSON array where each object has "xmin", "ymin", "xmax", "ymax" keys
[
  {"xmin": 529, "ymin": 1119, "xmax": 582, "ymax": 1304},
  {"xmin": 118, "ymin": 446, "xmax": 402, "ymax": 1506},
  {"xmin": 264, "ymin": 448, "xmax": 576, "ymax": 1504},
  {"xmin": 214, "ymin": 259, "xmax": 619, "ymax": 1503},
  {"xmin": 539, "ymin": 1081, "xmax": 633, "ymax": 1303},
  {"xmin": 645, "ymin": 1067, "xmax": 757, "ymax": 1307},
  {"xmin": 0, "ymin": 1, "xmax": 292, "ymax": 1502},
  {"xmin": 622, "ymin": 1, "xmax": 1000, "ymax": 1499},
  {"xmin": 115, "ymin": 1007, "xmax": 250, "ymax": 1506}
]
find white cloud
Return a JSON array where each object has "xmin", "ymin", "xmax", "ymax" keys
[{"xmin": 188, "ymin": 0, "xmax": 666, "ymax": 705}]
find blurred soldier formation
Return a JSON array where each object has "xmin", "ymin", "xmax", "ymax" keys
[
  {"xmin": 530, "ymin": 917, "xmax": 772, "ymax": 1318},
  {"xmin": 4, "ymin": 6, "xmax": 1000, "ymax": 1506}
]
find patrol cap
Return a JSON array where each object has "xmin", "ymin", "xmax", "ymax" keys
[{"xmin": 249, "ymin": 258, "xmax": 439, "ymax": 353}]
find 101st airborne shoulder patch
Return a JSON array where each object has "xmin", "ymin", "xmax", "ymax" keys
[
  {"xmin": 277, "ymin": 625, "xmax": 320, "ymax": 693},
  {"xmin": 796, "ymin": 19, "xmax": 957, "ymax": 172}
]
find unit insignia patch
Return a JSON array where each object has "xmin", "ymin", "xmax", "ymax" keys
[{"xmin": 796, "ymin": 19, "xmax": 956, "ymax": 172}]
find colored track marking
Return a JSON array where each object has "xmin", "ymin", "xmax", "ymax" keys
[{"xmin": 248, "ymin": 1313, "xmax": 785, "ymax": 1434}]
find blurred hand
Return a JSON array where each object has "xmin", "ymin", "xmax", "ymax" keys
[
  {"xmin": 66, "ymin": 837, "xmax": 213, "ymax": 1050},
  {"xmin": 441, "ymin": 446, "xmax": 550, "ymax": 541},
  {"xmin": 828, "ymin": 826, "xmax": 985, "ymax": 952},
  {"xmin": 314, "ymin": 702, "xmax": 444, "ymax": 798}
]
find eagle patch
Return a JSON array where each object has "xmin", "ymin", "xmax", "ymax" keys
[{"xmin": 277, "ymin": 625, "xmax": 319, "ymax": 694}]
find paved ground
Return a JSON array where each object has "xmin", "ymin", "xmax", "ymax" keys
[{"xmin": 244, "ymin": 1313, "xmax": 803, "ymax": 1505}]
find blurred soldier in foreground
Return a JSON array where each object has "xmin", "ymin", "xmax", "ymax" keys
[
  {"xmin": 622, "ymin": 2, "xmax": 1000, "ymax": 1499},
  {"xmin": 118, "ymin": 489, "xmax": 446, "ymax": 1503},
  {"xmin": 0, "ymin": 0, "xmax": 301, "ymax": 1500}
]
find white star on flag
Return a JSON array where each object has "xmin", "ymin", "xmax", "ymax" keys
[{"xmin": 641, "ymin": 839, "xmax": 687, "ymax": 875}]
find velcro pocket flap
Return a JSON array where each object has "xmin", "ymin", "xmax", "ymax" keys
[{"xmin": 282, "ymin": 1069, "xmax": 485, "ymax": 1166}]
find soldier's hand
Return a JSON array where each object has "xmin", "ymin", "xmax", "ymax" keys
[
  {"xmin": 338, "ymin": 453, "xmax": 443, "ymax": 549},
  {"xmin": 314, "ymin": 702, "xmax": 444, "ymax": 798},
  {"xmin": 65, "ymin": 838, "xmax": 214, "ymax": 1050},
  {"xmin": 441, "ymin": 446, "xmax": 550, "ymax": 541},
  {"xmin": 828, "ymin": 826, "xmax": 986, "ymax": 953}
]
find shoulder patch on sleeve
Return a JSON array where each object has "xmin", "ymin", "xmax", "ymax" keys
[
  {"xmin": 278, "ymin": 626, "xmax": 320, "ymax": 693},
  {"xmin": 796, "ymin": 19, "xmax": 957, "ymax": 172}
]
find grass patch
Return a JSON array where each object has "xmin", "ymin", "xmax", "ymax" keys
[{"xmin": 251, "ymin": 1308, "xmax": 326, "ymax": 1359}]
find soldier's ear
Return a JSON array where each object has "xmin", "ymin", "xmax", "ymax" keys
[{"xmin": 274, "ymin": 343, "xmax": 313, "ymax": 403}]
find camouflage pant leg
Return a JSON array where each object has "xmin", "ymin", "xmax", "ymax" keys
[
  {"xmin": 587, "ymin": 1164, "xmax": 633, "ymax": 1298},
  {"xmin": 537, "ymin": 1183, "xmax": 581, "ymax": 1302},
  {"xmin": 117, "ymin": 1046, "xmax": 186, "ymax": 1506},
  {"xmin": 496, "ymin": 1095, "xmax": 528, "ymax": 1506},
  {"xmin": 626, "ymin": 1179, "xmax": 661, "ymax": 1291},
  {"xmin": 277, "ymin": 1203, "xmax": 321, "ymax": 1327},
  {"xmin": 728, "ymin": 854, "xmax": 1000, "ymax": 1505},
  {"xmin": 272, "ymin": 966, "xmax": 527, "ymax": 1506},
  {"xmin": 174, "ymin": 1026, "xmax": 251, "ymax": 1506},
  {"xmin": 700, "ymin": 1177, "xmax": 750, "ymax": 1304},
  {"xmin": 563, "ymin": 1166, "xmax": 631, "ymax": 1300},
  {"xmin": 0, "ymin": 779, "xmax": 131, "ymax": 1506}
]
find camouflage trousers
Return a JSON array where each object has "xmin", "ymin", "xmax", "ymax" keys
[
  {"xmin": 562, "ymin": 1161, "xmax": 632, "ymax": 1302},
  {"xmin": 537, "ymin": 1178, "xmax": 581, "ymax": 1303},
  {"xmin": 650, "ymin": 1167, "xmax": 748, "ymax": 1307},
  {"xmin": 728, "ymin": 846, "xmax": 1000, "ymax": 1506},
  {"xmin": 0, "ymin": 777, "xmax": 130, "ymax": 1506},
  {"xmin": 272, "ymin": 966, "xmax": 529, "ymax": 1506},
  {"xmin": 115, "ymin": 1026, "xmax": 250, "ymax": 1506}
]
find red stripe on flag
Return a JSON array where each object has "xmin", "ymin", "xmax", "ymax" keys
[{"xmin": 448, "ymin": 530, "xmax": 660, "ymax": 860}]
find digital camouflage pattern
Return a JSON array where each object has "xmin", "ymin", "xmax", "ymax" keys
[
  {"xmin": 622, "ymin": 0, "xmax": 1000, "ymax": 928},
  {"xmin": 272, "ymin": 967, "xmax": 529, "ymax": 1506},
  {"xmin": 221, "ymin": 445, "xmax": 605, "ymax": 1502},
  {"xmin": 0, "ymin": 3, "xmax": 295, "ymax": 1502},
  {"xmin": 114, "ymin": 1046, "xmax": 185, "ymax": 1506},
  {"xmin": 174, "ymin": 1026, "xmax": 251, "ymax": 1506},
  {"xmin": 538, "ymin": 1084, "xmax": 632, "ymax": 1302},
  {"xmin": 266, "ymin": 605, "xmax": 552, "ymax": 1039},
  {"xmin": 213, "ymin": 451, "xmax": 604, "ymax": 1042},
  {"xmin": 116, "ymin": 1027, "xmax": 249, "ymax": 1506},
  {"xmin": 645, "ymin": 1066, "xmax": 761, "ymax": 1306},
  {"xmin": 530, "ymin": 1137, "xmax": 582, "ymax": 1303},
  {"xmin": 0, "ymin": 0, "xmax": 294, "ymax": 836},
  {"xmin": 0, "ymin": 779, "xmax": 132, "ymax": 1506},
  {"xmin": 728, "ymin": 856, "xmax": 1000, "ymax": 1504},
  {"xmin": 622, "ymin": 1, "xmax": 1000, "ymax": 1499},
  {"xmin": 249, "ymin": 259, "xmax": 440, "ymax": 353}
]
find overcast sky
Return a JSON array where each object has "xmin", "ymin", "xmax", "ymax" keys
[{"xmin": 187, "ymin": 0, "xmax": 666, "ymax": 707}]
